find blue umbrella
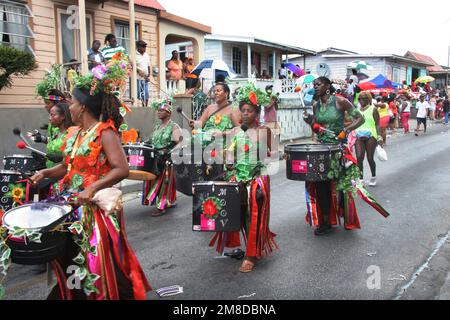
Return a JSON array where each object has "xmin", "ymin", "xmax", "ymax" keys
[{"xmin": 191, "ymin": 59, "xmax": 237, "ymax": 79}]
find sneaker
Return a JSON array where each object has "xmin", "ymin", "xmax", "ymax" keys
[
  {"xmin": 314, "ymin": 224, "xmax": 333, "ymax": 236},
  {"xmin": 369, "ymin": 177, "xmax": 377, "ymax": 187}
]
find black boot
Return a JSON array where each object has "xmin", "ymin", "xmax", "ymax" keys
[{"xmin": 314, "ymin": 224, "xmax": 333, "ymax": 236}]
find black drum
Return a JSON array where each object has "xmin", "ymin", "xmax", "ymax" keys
[
  {"xmin": 2, "ymin": 203, "xmax": 71, "ymax": 265},
  {"xmin": 192, "ymin": 181, "xmax": 241, "ymax": 232},
  {"xmin": 3, "ymin": 154, "xmax": 44, "ymax": 173},
  {"xmin": 0, "ymin": 170, "xmax": 36, "ymax": 213},
  {"xmin": 284, "ymin": 143, "xmax": 342, "ymax": 181},
  {"xmin": 173, "ymin": 148, "xmax": 224, "ymax": 196},
  {"xmin": 123, "ymin": 143, "xmax": 159, "ymax": 181}
]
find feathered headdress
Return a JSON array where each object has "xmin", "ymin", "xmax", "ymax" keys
[{"xmin": 236, "ymin": 82, "xmax": 270, "ymax": 106}]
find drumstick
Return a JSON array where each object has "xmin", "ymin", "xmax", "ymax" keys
[{"xmin": 176, "ymin": 107, "xmax": 192, "ymax": 123}]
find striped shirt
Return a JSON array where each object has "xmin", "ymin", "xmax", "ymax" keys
[{"xmin": 101, "ymin": 45, "xmax": 127, "ymax": 61}]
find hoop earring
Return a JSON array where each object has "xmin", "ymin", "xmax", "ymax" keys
[{"xmin": 326, "ymin": 89, "xmax": 330, "ymax": 95}]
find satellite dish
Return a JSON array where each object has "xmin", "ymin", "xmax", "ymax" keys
[{"xmin": 316, "ymin": 63, "xmax": 331, "ymax": 77}]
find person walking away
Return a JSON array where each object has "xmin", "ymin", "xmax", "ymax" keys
[
  {"xmin": 136, "ymin": 40, "xmax": 153, "ymax": 107},
  {"xmin": 443, "ymin": 97, "xmax": 450, "ymax": 125},
  {"xmin": 400, "ymin": 95, "xmax": 411, "ymax": 133},
  {"xmin": 415, "ymin": 95, "xmax": 429, "ymax": 136},
  {"xmin": 428, "ymin": 95, "xmax": 437, "ymax": 120},
  {"xmin": 355, "ymin": 91, "xmax": 383, "ymax": 187},
  {"xmin": 375, "ymin": 96, "xmax": 390, "ymax": 145}
]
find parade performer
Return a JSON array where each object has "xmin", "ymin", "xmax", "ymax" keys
[
  {"xmin": 303, "ymin": 77, "xmax": 390, "ymax": 236},
  {"xmin": 189, "ymin": 82, "xmax": 241, "ymax": 146},
  {"xmin": 30, "ymin": 52, "xmax": 150, "ymax": 300},
  {"xmin": 142, "ymin": 99, "xmax": 181, "ymax": 216},
  {"xmin": 355, "ymin": 91, "xmax": 383, "ymax": 187},
  {"xmin": 209, "ymin": 83, "xmax": 278, "ymax": 273}
]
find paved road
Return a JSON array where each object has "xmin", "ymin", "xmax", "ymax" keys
[{"xmin": 4, "ymin": 122, "xmax": 450, "ymax": 300}]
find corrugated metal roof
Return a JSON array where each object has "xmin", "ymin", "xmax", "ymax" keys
[{"xmin": 405, "ymin": 51, "xmax": 445, "ymax": 72}]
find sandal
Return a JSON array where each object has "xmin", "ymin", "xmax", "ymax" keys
[
  {"xmin": 239, "ymin": 258, "xmax": 256, "ymax": 273},
  {"xmin": 151, "ymin": 209, "xmax": 166, "ymax": 217}
]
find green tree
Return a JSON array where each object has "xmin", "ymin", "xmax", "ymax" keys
[{"xmin": 0, "ymin": 45, "xmax": 37, "ymax": 91}]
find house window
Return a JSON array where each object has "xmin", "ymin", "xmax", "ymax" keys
[
  {"xmin": 232, "ymin": 47, "xmax": 241, "ymax": 74},
  {"xmin": 114, "ymin": 19, "xmax": 140, "ymax": 53},
  {"xmin": 392, "ymin": 67, "xmax": 401, "ymax": 83},
  {"xmin": 0, "ymin": 0, "xmax": 34, "ymax": 54},
  {"xmin": 56, "ymin": 7, "xmax": 93, "ymax": 63},
  {"xmin": 268, "ymin": 54, "xmax": 274, "ymax": 77}
]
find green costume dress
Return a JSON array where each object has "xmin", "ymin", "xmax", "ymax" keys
[
  {"xmin": 142, "ymin": 120, "xmax": 177, "ymax": 210},
  {"xmin": 210, "ymin": 128, "xmax": 277, "ymax": 259}
]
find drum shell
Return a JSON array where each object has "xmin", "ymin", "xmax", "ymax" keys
[
  {"xmin": 173, "ymin": 149, "xmax": 224, "ymax": 196},
  {"xmin": 284, "ymin": 144, "xmax": 341, "ymax": 181},
  {"xmin": 123, "ymin": 144, "xmax": 160, "ymax": 176},
  {"xmin": 0, "ymin": 170, "xmax": 36, "ymax": 212},
  {"xmin": 6, "ymin": 231, "xmax": 68, "ymax": 265},
  {"xmin": 3, "ymin": 154, "xmax": 45, "ymax": 173},
  {"xmin": 192, "ymin": 181, "xmax": 241, "ymax": 232}
]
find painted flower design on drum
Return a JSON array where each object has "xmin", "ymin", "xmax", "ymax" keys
[
  {"xmin": 5, "ymin": 184, "xmax": 25, "ymax": 203},
  {"xmin": 201, "ymin": 196, "xmax": 222, "ymax": 220}
]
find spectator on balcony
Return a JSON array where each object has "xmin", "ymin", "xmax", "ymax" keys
[
  {"xmin": 136, "ymin": 40, "xmax": 153, "ymax": 107},
  {"xmin": 101, "ymin": 34, "xmax": 127, "ymax": 61},
  {"xmin": 278, "ymin": 63, "xmax": 287, "ymax": 79},
  {"xmin": 87, "ymin": 40, "xmax": 105, "ymax": 70},
  {"xmin": 166, "ymin": 50, "xmax": 183, "ymax": 81},
  {"xmin": 184, "ymin": 57, "xmax": 197, "ymax": 90}
]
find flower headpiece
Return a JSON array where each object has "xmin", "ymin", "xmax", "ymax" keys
[
  {"xmin": 236, "ymin": 82, "xmax": 270, "ymax": 106},
  {"xmin": 36, "ymin": 64, "xmax": 64, "ymax": 99},
  {"xmin": 151, "ymin": 96, "xmax": 174, "ymax": 114},
  {"xmin": 74, "ymin": 51, "xmax": 130, "ymax": 97}
]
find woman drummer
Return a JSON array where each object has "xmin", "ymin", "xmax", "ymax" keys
[
  {"xmin": 303, "ymin": 76, "xmax": 365, "ymax": 235},
  {"xmin": 209, "ymin": 83, "xmax": 278, "ymax": 273},
  {"xmin": 30, "ymin": 56, "xmax": 150, "ymax": 300},
  {"xmin": 189, "ymin": 82, "xmax": 241, "ymax": 146},
  {"xmin": 142, "ymin": 101, "xmax": 181, "ymax": 216}
]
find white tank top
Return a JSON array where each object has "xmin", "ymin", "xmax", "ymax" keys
[{"xmin": 402, "ymin": 101, "xmax": 411, "ymax": 113}]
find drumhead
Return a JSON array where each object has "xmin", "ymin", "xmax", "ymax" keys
[
  {"xmin": 192, "ymin": 181, "xmax": 239, "ymax": 187},
  {"xmin": 0, "ymin": 170, "xmax": 22, "ymax": 175},
  {"xmin": 4, "ymin": 154, "xmax": 34, "ymax": 159},
  {"xmin": 123, "ymin": 143, "xmax": 155, "ymax": 151},
  {"xmin": 284, "ymin": 143, "xmax": 340, "ymax": 152},
  {"xmin": 2, "ymin": 203, "xmax": 71, "ymax": 231}
]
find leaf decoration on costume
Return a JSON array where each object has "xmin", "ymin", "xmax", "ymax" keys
[
  {"xmin": 68, "ymin": 221, "xmax": 83, "ymax": 235},
  {"xmin": 71, "ymin": 174, "xmax": 84, "ymax": 190},
  {"xmin": 73, "ymin": 252, "xmax": 85, "ymax": 265},
  {"xmin": 119, "ymin": 123, "xmax": 129, "ymax": 132},
  {"xmin": 201, "ymin": 196, "xmax": 222, "ymax": 219}
]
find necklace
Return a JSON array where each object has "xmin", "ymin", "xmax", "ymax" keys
[
  {"xmin": 320, "ymin": 94, "xmax": 331, "ymax": 108},
  {"xmin": 80, "ymin": 122, "xmax": 99, "ymax": 137}
]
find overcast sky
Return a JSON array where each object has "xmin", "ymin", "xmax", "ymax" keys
[{"xmin": 158, "ymin": 0, "xmax": 450, "ymax": 66}]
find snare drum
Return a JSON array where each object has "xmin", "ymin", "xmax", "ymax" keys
[
  {"xmin": 192, "ymin": 181, "xmax": 241, "ymax": 232},
  {"xmin": 0, "ymin": 170, "xmax": 36, "ymax": 213},
  {"xmin": 123, "ymin": 143, "xmax": 159, "ymax": 181},
  {"xmin": 284, "ymin": 143, "xmax": 342, "ymax": 181},
  {"xmin": 3, "ymin": 154, "xmax": 44, "ymax": 173},
  {"xmin": 173, "ymin": 148, "xmax": 224, "ymax": 196},
  {"xmin": 1, "ymin": 203, "xmax": 71, "ymax": 265}
]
